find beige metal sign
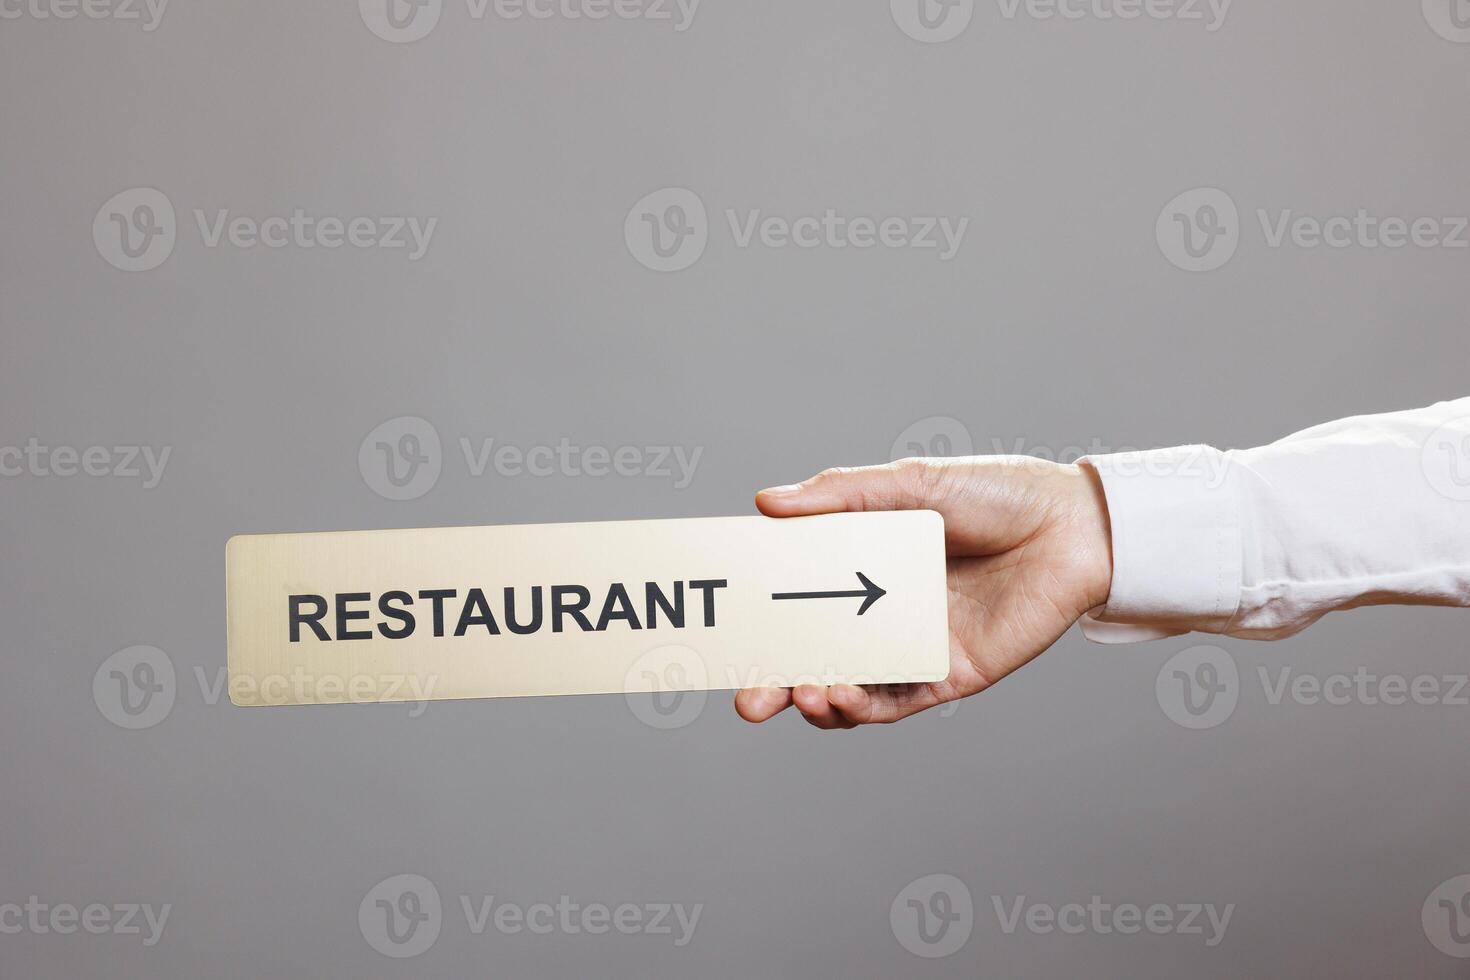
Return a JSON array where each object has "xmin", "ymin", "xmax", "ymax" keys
[{"xmin": 225, "ymin": 512, "xmax": 948, "ymax": 706}]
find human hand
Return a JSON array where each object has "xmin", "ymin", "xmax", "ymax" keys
[{"xmin": 735, "ymin": 457, "xmax": 1113, "ymax": 729}]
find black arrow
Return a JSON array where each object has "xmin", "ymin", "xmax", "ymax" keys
[{"xmin": 771, "ymin": 572, "xmax": 887, "ymax": 616}]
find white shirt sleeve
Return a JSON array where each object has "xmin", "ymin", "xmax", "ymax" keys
[{"xmin": 1078, "ymin": 397, "xmax": 1470, "ymax": 644}]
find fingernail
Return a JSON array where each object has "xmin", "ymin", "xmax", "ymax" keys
[{"xmin": 760, "ymin": 484, "xmax": 802, "ymax": 496}]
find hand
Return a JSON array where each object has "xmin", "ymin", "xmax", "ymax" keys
[{"xmin": 735, "ymin": 457, "xmax": 1113, "ymax": 729}]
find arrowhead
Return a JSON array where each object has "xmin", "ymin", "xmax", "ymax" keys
[{"xmin": 854, "ymin": 572, "xmax": 886, "ymax": 615}]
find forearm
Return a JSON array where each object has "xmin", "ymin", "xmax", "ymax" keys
[{"xmin": 1081, "ymin": 397, "xmax": 1470, "ymax": 642}]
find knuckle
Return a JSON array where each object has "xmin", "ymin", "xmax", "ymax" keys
[
  {"xmin": 892, "ymin": 456, "xmax": 952, "ymax": 507},
  {"xmin": 811, "ymin": 466, "xmax": 857, "ymax": 484}
]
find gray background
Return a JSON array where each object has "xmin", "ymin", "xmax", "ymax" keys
[{"xmin": 4, "ymin": 0, "xmax": 1470, "ymax": 976}]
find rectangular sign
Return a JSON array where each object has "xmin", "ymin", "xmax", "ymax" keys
[{"xmin": 225, "ymin": 512, "xmax": 948, "ymax": 706}]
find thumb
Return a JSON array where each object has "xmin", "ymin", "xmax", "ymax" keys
[
  {"xmin": 756, "ymin": 461, "xmax": 942, "ymax": 516},
  {"xmin": 755, "ymin": 458, "xmax": 1055, "ymax": 555}
]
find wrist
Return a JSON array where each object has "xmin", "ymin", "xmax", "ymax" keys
[{"xmin": 1062, "ymin": 462, "xmax": 1114, "ymax": 611}]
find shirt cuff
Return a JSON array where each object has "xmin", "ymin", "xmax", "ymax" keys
[{"xmin": 1077, "ymin": 447, "xmax": 1244, "ymax": 643}]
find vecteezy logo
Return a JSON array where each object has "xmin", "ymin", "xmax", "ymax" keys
[
  {"xmin": 890, "ymin": 0, "xmax": 974, "ymax": 42},
  {"xmin": 1156, "ymin": 645, "xmax": 1238, "ymax": 730},
  {"xmin": 890, "ymin": 416, "xmax": 975, "ymax": 462},
  {"xmin": 359, "ymin": 416, "xmax": 442, "ymax": 501},
  {"xmin": 1423, "ymin": 0, "xmax": 1470, "ymax": 43},
  {"xmin": 93, "ymin": 646, "xmax": 176, "ymax": 730},
  {"xmin": 1156, "ymin": 187, "xmax": 1240, "ymax": 273},
  {"xmin": 359, "ymin": 0, "xmax": 442, "ymax": 43},
  {"xmin": 624, "ymin": 188, "xmax": 708, "ymax": 272},
  {"xmin": 624, "ymin": 645, "xmax": 708, "ymax": 730},
  {"xmin": 1424, "ymin": 874, "xmax": 1470, "ymax": 957},
  {"xmin": 1422, "ymin": 417, "xmax": 1470, "ymax": 502},
  {"xmin": 359, "ymin": 874, "xmax": 442, "ymax": 958},
  {"xmin": 890, "ymin": 874, "xmax": 973, "ymax": 958},
  {"xmin": 93, "ymin": 188, "xmax": 176, "ymax": 273}
]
